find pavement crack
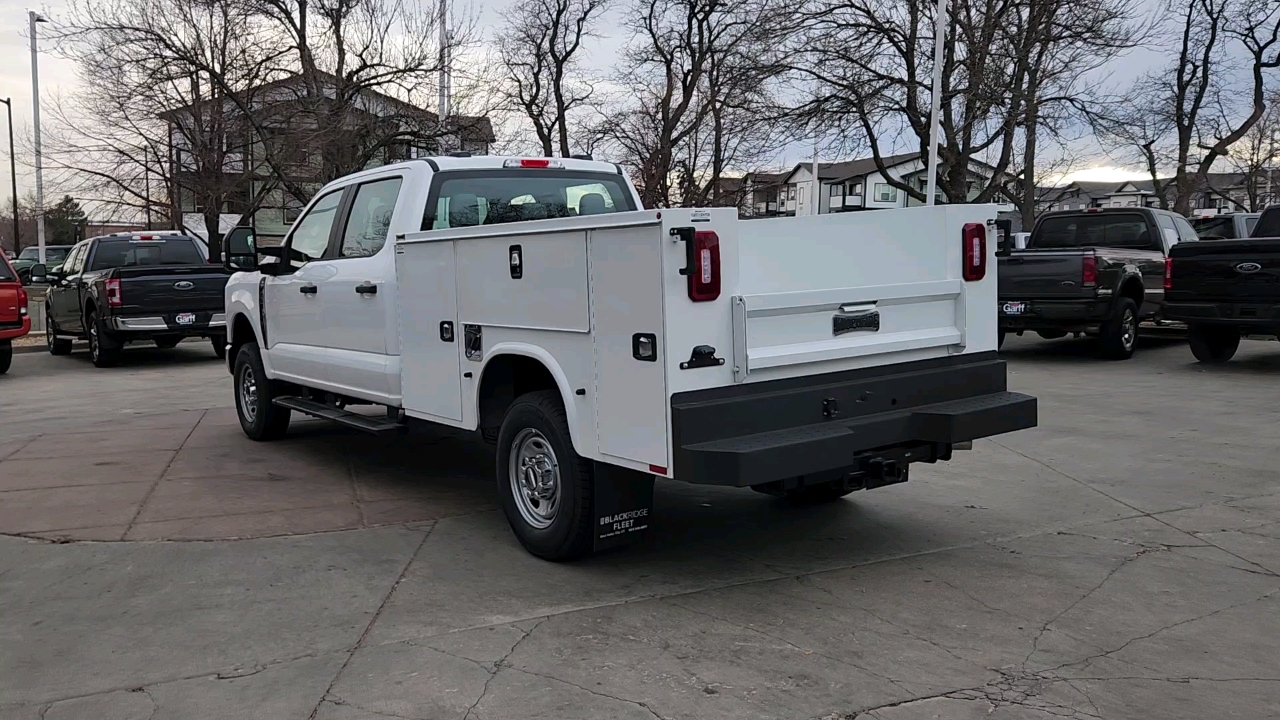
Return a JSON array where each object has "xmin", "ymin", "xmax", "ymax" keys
[
  {"xmin": 348, "ymin": 456, "xmax": 367, "ymax": 528},
  {"xmin": 122, "ymin": 410, "xmax": 206, "ymax": 538},
  {"xmin": 504, "ymin": 666, "xmax": 671, "ymax": 720},
  {"xmin": 306, "ymin": 524, "xmax": 436, "ymax": 720},
  {"xmin": 462, "ymin": 618, "xmax": 547, "ymax": 720}
]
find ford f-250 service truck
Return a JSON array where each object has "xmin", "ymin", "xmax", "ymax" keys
[{"xmin": 222, "ymin": 156, "xmax": 1037, "ymax": 560}]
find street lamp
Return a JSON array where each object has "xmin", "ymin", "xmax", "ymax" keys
[
  {"xmin": 0, "ymin": 98, "xmax": 19, "ymax": 255},
  {"xmin": 30, "ymin": 10, "xmax": 48, "ymax": 263}
]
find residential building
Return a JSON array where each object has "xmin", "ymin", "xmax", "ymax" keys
[
  {"xmin": 1042, "ymin": 172, "xmax": 1280, "ymax": 217},
  {"xmin": 162, "ymin": 72, "xmax": 495, "ymax": 243}
]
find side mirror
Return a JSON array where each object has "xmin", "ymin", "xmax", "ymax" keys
[
  {"xmin": 222, "ymin": 226, "xmax": 258, "ymax": 271},
  {"xmin": 29, "ymin": 263, "xmax": 47, "ymax": 284}
]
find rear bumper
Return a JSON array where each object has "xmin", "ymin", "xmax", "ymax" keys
[
  {"xmin": 108, "ymin": 312, "xmax": 226, "ymax": 335},
  {"xmin": 0, "ymin": 316, "xmax": 31, "ymax": 341},
  {"xmin": 669, "ymin": 352, "xmax": 1037, "ymax": 487},
  {"xmin": 998, "ymin": 298, "xmax": 1111, "ymax": 330},
  {"xmin": 1163, "ymin": 301, "xmax": 1280, "ymax": 331}
]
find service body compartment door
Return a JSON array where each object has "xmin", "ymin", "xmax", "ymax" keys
[
  {"xmin": 396, "ymin": 240, "xmax": 463, "ymax": 421},
  {"xmin": 589, "ymin": 225, "xmax": 669, "ymax": 467}
]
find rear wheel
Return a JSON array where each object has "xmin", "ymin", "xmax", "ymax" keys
[
  {"xmin": 211, "ymin": 334, "xmax": 227, "ymax": 359},
  {"xmin": 496, "ymin": 390, "xmax": 595, "ymax": 561},
  {"xmin": 233, "ymin": 341, "xmax": 291, "ymax": 440},
  {"xmin": 46, "ymin": 320, "xmax": 72, "ymax": 356},
  {"xmin": 1188, "ymin": 325, "xmax": 1239, "ymax": 364},
  {"xmin": 1099, "ymin": 298, "xmax": 1138, "ymax": 360},
  {"xmin": 87, "ymin": 311, "xmax": 120, "ymax": 368},
  {"xmin": 0, "ymin": 340, "xmax": 11, "ymax": 374},
  {"xmin": 154, "ymin": 336, "xmax": 182, "ymax": 349}
]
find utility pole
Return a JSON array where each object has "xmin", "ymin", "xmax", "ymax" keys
[
  {"xmin": 925, "ymin": 0, "xmax": 947, "ymax": 207},
  {"xmin": 0, "ymin": 98, "xmax": 18, "ymax": 254},
  {"xmin": 437, "ymin": 0, "xmax": 451, "ymax": 126},
  {"xmin": 30, "ymin": 11, "xmax": 48, "ymax": 262}
]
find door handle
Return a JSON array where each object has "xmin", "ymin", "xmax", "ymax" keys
[
  {"xmin": 299, "ymin": 284, "xmax": 318, "ymax": 295},
  {"xmin": 356, "ymin": 283, "xmax": 378, "ymax": 295}
]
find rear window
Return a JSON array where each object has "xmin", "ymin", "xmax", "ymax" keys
[
  {"xmin": 1033, "ymin": 213, "xmax": 1155, "ymax": 250},
  {"xmin": 424, "ymin": 170, "xmax": 636, "ymax": 230},
  {"xmin": 1190, "ymin": 216, "xmax": 1235, "ymax": 240},
  {"xmin": 0, "ymin": 256, "xmax": 15, "ymax": 282},
  {"xmin": 89, "ymin": 238, "xmax": 205, "ymax": 270},
  {"xmin": 18, "ymin": 247, "xmax": 69, "ymax": 263},
  {"xmin": 1245, "ymin": 216, "xmax": 1259, "ymax": 236}
]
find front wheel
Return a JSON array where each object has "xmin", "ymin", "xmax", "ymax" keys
[
  {"xmin": 87, "ymin": 311, "xmax": 120, "ymax": 368},
  {"xmin": 1099, "ymin": 298, "xmax": 1138, "ymax": 360},
  {"xmin": 233, "ymin": 341, "xmax": 291, "ymax": 440},
  {"xmin": 496, "ymin": 390, "xmax": 595, "ymax": 561},
  {"xmin": 0, "ymin": 340, "xmax": 11, "ymax": 374},
  {"xmin": 1188, "ymin": 325, "xmax": 1239, "ymax": 364}
]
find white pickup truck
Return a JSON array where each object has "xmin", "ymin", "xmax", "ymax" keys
[{"xmin": 222, "ymin": 155, "xmax": 1036, "ymax": 560}]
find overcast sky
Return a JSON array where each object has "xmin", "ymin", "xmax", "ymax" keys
[{"xmin": 0, "ymin": 0, "xmax": 1168, "ymax": 218}]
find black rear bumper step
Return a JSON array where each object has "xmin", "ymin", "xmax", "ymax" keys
[
  {"xmin": 272, "ymin": 397, "xmax": 405, "ymax": 434},
  {"xmin": 670, "ymin": 352, "xmax": 1037, "ymax": 487}
]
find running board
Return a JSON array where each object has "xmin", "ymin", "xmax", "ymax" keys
[{"xmin": 272, "ymin": 397, "xmax": 406, "ymax": 434}]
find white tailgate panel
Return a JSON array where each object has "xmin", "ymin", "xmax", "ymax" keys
[
  {"xmin": 590, "ymin": 226, "xmax": 669, "ymax": 467},
  {"xmin": 456, "ymin": 232, "xmax": 590, "ymax": 332},
  {"xmin": 396, "ymin": 241, "xmax": 464, "ymax": 421}
]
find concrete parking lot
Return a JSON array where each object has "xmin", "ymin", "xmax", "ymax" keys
[{"xmin": 1, "ymin": 336, "xmax": 1278, "ymax": 719}]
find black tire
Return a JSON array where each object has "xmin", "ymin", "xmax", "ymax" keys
[
  {"xmin": 495, "ymin": 390, "xmax": 595, "ymax": 561},
  {"xmin": 1188, "ymin": 325, "xmax": 1240, "ymax": 364},
  {"xmin": 46, "ymin": 319, "xmax": 72, "ymax": 356},
  {"xmin": 233, "ymin": 341, "xmax": 291, "ymax": 441},
  {"xmin": 154, "ymin": 336, "xmax": 182, "ymax": 349},
  {"xmin": 0, "ymin": 340, "xmax": 11, "ymax": 375},
  {"xmin": 211, "ymin": 334, "xmax": 227, "ymax": 359},
  {"xmin": 1036, "ymin": 329, "xmax": 1067, "ymax": 340},
  {"xmin": 1099, "ymin": 297, "xmax": 1138, "ymax": 360},
  {"xmin": 87, "ymin": 311, "xmax": 120, "ymax": 368}
]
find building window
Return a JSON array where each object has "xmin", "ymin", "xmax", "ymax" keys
[
  {"xmin": 874, "ymin": 183, "xmax": 897, "ymax": 203},
  {"xmin": 829, "ymin": 183, "xmax": 842, "ymax": 197},
  {"xmin": 851, "ymin": 181, "xmax": 862, "ymax": 195}
]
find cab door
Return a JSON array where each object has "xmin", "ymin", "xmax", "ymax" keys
[{"xmin": 47, "ymin": 243, "xmax": 87, "ymax": 334}]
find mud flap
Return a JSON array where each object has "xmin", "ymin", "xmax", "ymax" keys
[{"xmin": 592, "ymin": 462, "xmax": 655, "ymax": 553}]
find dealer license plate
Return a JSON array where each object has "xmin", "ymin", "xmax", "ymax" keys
[
  {"xmin": 1001, "ymin": 301, "xmax": 1029, "ymax": 316},
  {"xmin": 175, "ymin": 312, "xmax": 196, "ymax": 325}
]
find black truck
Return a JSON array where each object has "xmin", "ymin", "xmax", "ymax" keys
[
  {"xmin": 30, "ymin": 233, "xmax": 230, "ymax": 368},
  {"xmin": 997, "ymin": 207, "xmax": 1200, "ymax": 359},
  {"xmin": 1163, "ymin": 206, "xmax": 1280, "ymax": 363}
]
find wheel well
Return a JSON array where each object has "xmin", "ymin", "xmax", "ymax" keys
[
  {"xmin": 229, "ymin": 314, "xmax": 256, "ymax": 368},
  {"xmin": 82, "ymin": 299, "xmax": 96, "ymax": 319},
  {"xmin": 477, "ymin": 355, "xmax": 560, "ymax": 442},
  {"xmin": 1119, "ymin": 277, "xmax": 1144, "ymax": 308}
]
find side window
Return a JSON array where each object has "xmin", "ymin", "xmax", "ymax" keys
[
  {"xmin": 1156, "ymin": 214, "xmax": 1179, "ymax": 247},
  {"xmin": 339, "ymin": 178, "xmax": 403, "ymax": 258},
  {"xmin": 1173, "ymin": 216, "xmax": 1199, "ymax": 243},
  {"xmin": 65, "ymin": 245, "xmax": 86, "ymax": 273},
  {"xmin": 287, "ymin": 190, "xmax": 344, "ymax": 262}
]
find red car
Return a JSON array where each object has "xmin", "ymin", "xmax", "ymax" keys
[{"xmin": 0, "ymin": 250, "xmax": 31, "ymax": 374}]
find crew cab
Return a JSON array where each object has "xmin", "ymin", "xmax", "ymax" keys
[
  {"xmin": 31, "ymin": 233, "xmax": 230, "ymax": 367},
  {"xmin": 223, "ymin": 156, "xmax": 1037, "ymax": 561},
  {"xmin": 997, "ymin": 207, "xmax": 1199, "ymax": 359},
  {"xmin": 0, "ymin": 250, "xmax": 30, "ymax": 374},
  {"xmin": 1164, "ymin": 205, "xmax": 1280, "ymax": 362},
  {"xmin": 1190, "ymin": 212, "xmax": 1260, "ymax": 241}
]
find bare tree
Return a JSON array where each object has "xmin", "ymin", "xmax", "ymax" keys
[
  {"xmin": 1098, "ymin": 0, "xmax": 1280, "ymax": 214},
  {"xmin": 497, "ymin": 0, "xmax": 607, "ymax": 157},
  {"xmin": 599, "ymin": 0, "xmax": 789, "ymax": 208},
  {"xmin": 1219, "ymin": 90, "xmax": 1280, "ymax": 210}
]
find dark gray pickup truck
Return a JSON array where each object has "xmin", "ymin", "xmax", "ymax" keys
[
  {"xmin": 1164, "ymin": 206, "xmax": 1280, "ymax": 362},
  {"xmin": 32, "ymin": 233, "xmax": 230, "ymax": 368},
  {"xmin": 998, "ymin": 207, "xmax": 1200, "ymax": 359}
]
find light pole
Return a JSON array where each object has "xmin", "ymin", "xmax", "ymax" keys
[
  {"xmin": 30, "ymin": 11, "xmax": 48, "ymax": 263},
  {"xmin": 0, "ymin": 98, "xmax": 19, "ymax": 255},
  {"xmin": 925, "ymin": 0, "xmax": 947, "ymax": 207}
]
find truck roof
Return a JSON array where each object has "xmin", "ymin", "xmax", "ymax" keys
[{"xmin": 336, "ymin": 156, "xmax": 626, "ymax": 186}]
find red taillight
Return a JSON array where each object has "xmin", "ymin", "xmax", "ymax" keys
[
  {"xmin": 1082, "ymin": 255, "xmax": 1097, "ymax": 287},
  {"xmin": 105, "ymin": 278, "xmax": 123, "ymax": 307},
  {"xmin": 961, "ymin": 223, "xmax": 986, "ymax": 281},
  {"xmin": 1163, "ymin": 256, "xmax": 1172, "ymax": 290},
  {"xmin": 520, "ymin": 159, "xmax": 550, "ymax": 168},
  {"xmin": 688, "ymin": 230, "xmax": 721, "ymax": 302},
  {"xmin": 17, "ymin": 286, "xmax": 28, "ymax": 316}
]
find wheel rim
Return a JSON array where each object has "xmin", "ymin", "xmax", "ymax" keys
[
  {"xmin": 1122, "ymin": 310, "xmax": 1136, "ymax": 350},
  {"xmin": 239, "ymin": 365, "xmax": 259, "ymax": 423},
  {"xmin": 508, "ymin": 429, "xmax": 561, "ymax": 529},
  {"xmin": 46, "ymin": 321, "xmax": 54, "ymax": 349},
  {"xmin": 88, "ymin": 318, "xmax": 99, "ymax": 361}
]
